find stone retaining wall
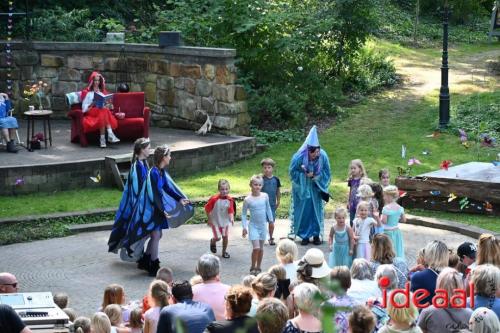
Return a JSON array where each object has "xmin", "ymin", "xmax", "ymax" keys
[{"xmin": 0, "ymin": 42, "xmax": 250, "ymax": 135}]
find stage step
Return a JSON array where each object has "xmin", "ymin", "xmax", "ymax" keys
[{"xmin": 68, "ymin": 221, "xmax": 113, "ymax": 233}]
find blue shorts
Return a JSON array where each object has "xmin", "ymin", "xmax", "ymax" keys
[
  {"xmin": 249, "ymin": 224, "xmax": 267, "ymax": 241},
  {"xmin": 269, "ymin": 206, "xmax": 277, "ymax": 223}
]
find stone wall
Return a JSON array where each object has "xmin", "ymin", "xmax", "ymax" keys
[{"xmin": 0, "ymin": 42, "xmax": 250, "ymax": 135}]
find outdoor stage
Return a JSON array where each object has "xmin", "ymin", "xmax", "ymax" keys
[
  {"xmin": 0, "ymin": 120, "xmax": 256, "ymax": 195},
  {"xmin": 396, "ymin": 162, "xmax": 500, "ymax": 215}
]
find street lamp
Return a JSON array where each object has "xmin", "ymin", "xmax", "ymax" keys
[{"xmin": 439, "ymin": 0, "xmax": 450, "ymax": 129}]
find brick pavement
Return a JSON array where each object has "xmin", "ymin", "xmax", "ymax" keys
[{"xmin": 0, "ymin": 220, "xmax": 475, "ymax": 316}]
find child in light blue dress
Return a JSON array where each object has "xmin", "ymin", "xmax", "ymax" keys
[
  {"xmin": 381, "ymin": 185, "xmax": 406, "ymax": 259},
  {"xmin": 328, "ymin": 208, "xmax": 354, "ymax": 268}
]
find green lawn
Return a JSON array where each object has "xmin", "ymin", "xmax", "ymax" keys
[{"xmin": 1, "ymin": 40, "xmax": 498, "ymax": 234}]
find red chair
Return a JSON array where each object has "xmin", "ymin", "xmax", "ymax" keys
[{"xmin": 68, "ymin": 92, "xmax": 150, "ymax": 147}]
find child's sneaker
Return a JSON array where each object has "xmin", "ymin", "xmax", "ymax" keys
[{"xmin": 100, "ymin": 135, "xmax": 106, "ymax": 148}]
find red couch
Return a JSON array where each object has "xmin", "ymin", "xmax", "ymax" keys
[{"xmin": 68, "ymin": 92, "xmax": 150, "ymax": 147}]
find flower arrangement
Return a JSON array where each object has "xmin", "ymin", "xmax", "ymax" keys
[{"xmin": 24, "ymin": 80, "xmax": 51, "ymax": 110}]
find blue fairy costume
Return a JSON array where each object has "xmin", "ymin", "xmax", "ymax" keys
[
  {"xmin": 328, "ymin": 225, "xmax": 352, "ymax": 268},
  {"xmin": 0, "ymin": 96, "xmax": 16, "ymax": 129},
  {"xmin": 382, "ymin": 206, "xmax": 405, "ymax": 259},
  {"xmin": 288, "ymin": 126, "xmax": 331, "ymax": 242},
  {"xmin": 107, "ymin": 158, "xmax": 149, "ymax": 258}
]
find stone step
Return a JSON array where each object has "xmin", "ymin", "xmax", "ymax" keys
[{"xmin": 68, "ymin": 221, "xmax": 113, "ymax": 233}]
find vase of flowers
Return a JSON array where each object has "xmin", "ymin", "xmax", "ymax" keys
[{"xmin": 24, "ymin": 80, "xmax": 51, "ymax": 110}]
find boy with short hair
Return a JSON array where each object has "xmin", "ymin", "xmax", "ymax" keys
[{"xmin": 260, "ymin": 158, "xmax": 281, "ymax": 246}]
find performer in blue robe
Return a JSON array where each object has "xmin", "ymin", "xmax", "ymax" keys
[
  {"xmin": 288, "ymin": 126, "xmax": 331, "ymax": 245},
  {"xmin": 0, "ymin": 93, "xmax": 19, "ymax": 153},
  {"xmin": 123, "ymin": 145, "xmax": 194, "ymax": 276},
  {"xmin": 108, "ymin": 138, "xmax": 151, "ymax": 258}
]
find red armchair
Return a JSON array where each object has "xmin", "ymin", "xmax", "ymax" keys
[{"xmin": 68, "ymin": 92, "xmax": 150, "ymax": 147}]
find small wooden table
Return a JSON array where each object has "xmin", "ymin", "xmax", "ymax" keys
[{"xmin": 24, "ymin": 110, "xmax": 53, "ymax": 149}]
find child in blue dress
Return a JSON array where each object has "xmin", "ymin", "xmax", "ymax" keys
[
  {"xmin": 328, "ymin": 208, "xmax": 354, "ymax": 268},
  {"xmin": 0, "ymin": 92, "xmax": 18, "ymax": 153},
  {"xmin": 242, "ymin": 174, "xmax": 274, "ymax": 275},
  {"xmin": 381, "ymin": 185, "xmax": 406, "ymax": 259}
]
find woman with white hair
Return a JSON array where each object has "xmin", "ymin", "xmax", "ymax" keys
[
  {"xmin": 192, "ymin": 253, "xmax": 230, "ymax": 321},
  {"xmin": 347, "ymin": 258, "xmax": 381, "ymax": 305},
  {"xmin": 467, "ymin": 264, "xmax": 500, "ymax": 317},
  {"xmin": 411, "ymin": 240, "xmax": 449, "ymax": 306},
  {"xmin": 283, "ymin": 283, "xmax": 322, "ymax": 333},
  {"xmin": 468, "ymin": 307, "xmax": 499, "ymax": 333},
  {"xmin": 418, "ymin": 268, "xmax": 473, "ymax": 333}
]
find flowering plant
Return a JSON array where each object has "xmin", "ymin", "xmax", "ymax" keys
[{"xmin": 24, "ymin": 80, "xmax": 51, "ymax": 110}]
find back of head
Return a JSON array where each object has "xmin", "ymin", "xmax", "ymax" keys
[
  {"xmin": 471, "ymin": 264, "xmax": 500, "ymax": 298},
  {"xmin": 371, "ymin": 234, "xmax": 395, "ymax": 264},
  {"xmin": 252, "ymin": 272, "xmax": 277, "ymax": 299},
  {"xmin": 102, "ymin": 284, "xmax": 124, "ymax": 309},
  {"xmin": 351, "ymin": 258, "xmax": 373, "ymax": 280},
  {"xmin": 63, "ymin": 307, "xmax": 77, "ymax": 322},
  {"xmin": 225, "ymin": 285, "xmax": 253, "ymax": 317},
  {"xmin": 256, "ymin": 298, "xmax": 289, "ymax": 333},
  {"xmin": 196, "ymin": 253, "xmax": 220, "ymax": 281},
  {"xmin": 156, "ymin": 267, "xmax": 174, "ymax": 285},
  {"xmin": 383, "ymin": 185, "xmax": 399, "ymax": 201},
  {"xmin": 348, "ymin": 305, "xmax": 376, "ymax": 333},
  {"xmin": 91, "ymin": 312, "xmax": 111, "ymax": 333},
  {"xmin": 242, "ymin": 275, "xmax": 255, "ymax": 288},
  {"xmin": 189, "ymin": 274, "xmax": 203, "ymax": 286},
  {"xmin": 53, "ymin": 292, "xmax": 69, "ymax": 309},
  {"xmin": 103, "ymin": 304, "xmax": 122, "ymax": 326},
  {"xmin": 386, "ymin": 293, "xmax": 419, "ymax": 325},
  {"xmin": 436, "ymin": 268, "xmax": 463, "ymax": 305},
  {"xmin": 424, "ymin": 240, "xmax": 449, "ymax": 271},
  {"xmin": 470, "ymin": 307, "xmax": 500, "ymax": 333},
  {"xmin": 149, "ymin": 280, "xmax": 171, "ymax": 309},
  {"xmin": 477, "ymin": 233, "xmax": 500, "ymax": 266},
  {"xmin": 275, "ymin": 239, "xmax": 298, "ymax": 264},
  {"xmin": 72, "ymin": 316, "xmax": 91, "ymax": 333},
  {"xmin": 292, "ymin": 282, "xmax": 320, "ymax": 314},
  {"xmin": 153, "ymin": 145, "xmax": 170, "ymax": 167},
  {"xmin": 330, "ymin": 266, "xmax": 351, "ymax": 292},
  {"xmin": 357, "ymin": 184, "xmax": 373, "ymax": 199},
  {"xmin": 375, "ymin": 265, "xmax": 399, "ymax": 290},
  {"xmin": 268, "ymin": 265, "xmax": 286, "ymax": 281},
  {"xmin": 171, "ymin": 280, "xmax": 193, "ymax": 302},
  {"xmin": 128, "ymin": 307, "xmax": 143, "ymax": 329}
]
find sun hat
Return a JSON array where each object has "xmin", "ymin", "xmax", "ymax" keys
[{"xmin": 302, "ymin": 248, "xmax": 331, "ymax": 279}]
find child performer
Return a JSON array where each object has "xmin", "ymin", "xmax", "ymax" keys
[
  {"xmin": 108, "ymin": 138, "xmax": 151, "ymax": 260},
  {"xmin": 347, "ymin": 159, "xmax": 367, "ymax": 226},
  {"xmin": 123, "ymin": 145, "xmax": 193, "ymax": 276},
  {"xmin": 242, "ymin": 175, "xmax": 273, "ymax": 275},
  {"xmin": 353, "ymin": 202, "xmax": 380, "ymax": 260},
  {"xmin": 328, "ymin": 207, "xmax": 354, "ymax": 268},
  {"xmin": 357, "ymin": 184, "xmax": 383, "ymax": 236},
  {"xmin": 381, "ymin": 185, "xmax": 406, "ymax": 259},
  {"xmin": 379, "ymin": 169, "xmax": 390, "ymax": 188},
  {"xmin": 204, "ymin": 179, "xmax": 235, "ymax": 259},
  {"xmin": 260, "ymin": 158, "xmax": 281, "ymax": 246}
]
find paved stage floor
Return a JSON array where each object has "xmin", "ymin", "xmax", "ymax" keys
[
  {"xmin": 0, "ymin": 119, "xmax": 250, "ymax": 167},
  {"xmin": 0, "ymin": 220, "xmax": 474, "ymax": 316}
]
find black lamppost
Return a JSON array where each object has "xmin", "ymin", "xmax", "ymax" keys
[{"xmin": 439, "ymin": 0, "xmax": 450, "ymax": 129}]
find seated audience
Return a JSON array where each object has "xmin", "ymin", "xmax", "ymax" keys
[
  {"xmin": 144, "ymin": 280, "xmax": 170, "ymax": 333},
  {"xmin": 476, "ymin": 234, "xmax": 500, "ymax": 266},
  {"xmin": 142, "ymin": 267, "xmax": 174, "ymax": 313},
  {"xmin": 296, "ymin": 248, "xmax": 331, "ymax": 289},
  {"xmin": 283, "ymin": 283, "xmax": 322, "ymax": 333},
  {"xmin": 256, "ymin": 298, "xmax": 289, "ymax": 333},
  {"xmin": 347, "ymin": 258, "xmax": 381, "ymax": 305},
  {"xmin": 348, "ymin": 305, "xmax": 376, "ymax": 333},
  {"xmin": 53, "ymin": 292, "xmax": 69, "ymax": 309},
  {"xmin": 468, "ymin": 307, "xmax": 499, "ymax": 333},
  {"xmin": 370, "ymin": 234, "xmax": 409, "ymax": 289},
  {"xmin": 63, "ymin": 308, "xmax": 77, "ymax": 322},
  {"xmin": 104, "ymin": 304, "xmax": 129, "ymax": 333},
  {"xmin": 101, "ymin": 284, "xmax": 131, "ymax": 323},
  {"xmin": 378, "ymin": 293, "xmax": 422, "ymax": 333},
  {"xmin": 408, "ymin": 247, "xmax": 425, "ymax": 279},
  {"xmin": 127, "ymin": 308, "xmax": 143, "ymax": 333},
  {"xmin": 249, "ymin": 272, "xmax": 277, "ymax": 317},
  {"xmin": 91, "ymin": 312, "xmax": 112, "ymax": 333},
  {"xmin": 204, "ymin": 285, "xmax": 258, "ymax": 333},
  {"xmin": 0, "ymin": 92, "xmax": 18, "ymax": 153},
  {"xmin": 328, "ymin": 266, "xmax": 354, "ymax": 333},
  {"xmin": 275, "ymin": 239, "xmax": 299, "ymax": 282},
  {"xmin": 467, "ymin": 264, "xmax": 500, "ymax": 317},
  {"xmin": 268, "ymin": 264, "xmax": 290, "ymax": 300},
  {"xmin": 242, "ymin": 275, "xmax": 255, "ymax": 288},
  {"xmin": 157, "ymin": 280, "xmax": 215, "ymax": 333},
  {"xmin": 0, "ymin": 304, "xmax": 32, "ymax": 333},
  {"xmin": 417, "ymin": 268, "xmax": 473, "ymax": 333},
  {"xmin": 72, "ymin": 316, "xmax": 91, "ymax": 333},
  {"xmin": 192, "ymin": 254, "xmax": 231, "ymax": 321},
  {"xmin": 0, "ymin": 272, "xmax": 18, "ymax": 293},
  {"xmin": 411, "ymin": 240, "xmax": 449, "ymax": 305}
]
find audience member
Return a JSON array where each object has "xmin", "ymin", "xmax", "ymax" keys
[
  {"xmin": 249, "ymin": 272, "xmax": 277, "ymax": 316},
  {"xmin": 328, "ymin": 266, "xmax": 354, "ymax": 333},
  {"xmin": 467, "ymin": 264, "xmax": 500, "ymax": 317},
  {"xmin": 242, "ymin": 275, "xmax": 255, "ymax": 288},
  {"xmin": 408, "ymin": 247, "xmax": 426, "ymax": 278},
  {"xmin": 296, "ymin": 248, "xmax": 331, "ymax": 287},
  {"xmin": 143, "ymin": 267, "xmax": 174, "ymax": 313},
  {"xmin": 144, "ymin": 280, "xmax": 170, "ymax": 333},
  {"xmin": 378, "ymin": 293, "xmax": 422, "ymax": 333},
  {"xmin": 157, "ymin": 280, "xmax": 215, "ymax": 333},
  {"xmin": 286, "ymin": 280, "xmax": 302, "ymax": 319},
  {"xmin": 410, "ymin": 240, "xmax": 449, "ymax": 306},
  {"xmin": 91, "ymin": 312, "xmax": 112, "ymax": 333},
  {"xmin": 0, "ymin": 272, "xmax": 18, "ymax": 293},
  {"xmin": 370, "ymin": 234, "xmax": 409, "ymax": 289},
  {"xmin": 268, "ymin": 264, "xmax": 290, "ymax": 300},
  {"xmin": 283, "ymin": 283, "xmax": 322, "ymax": 333},
  {"xmin": 348, "ymin": 305, "xmax": 376, "ymax": 333},
  {"xmin": 72, "ymin": 316, "xmax": 91, "ymax": 333},
  {"xmin": 53, "ymin": 292, "xmax": 69, "ymax": 309},
  {"xmin": 347, "ymin": 258, "xmax": 381, "ymax": 305},
  {"xmin": 204, "ymin": 285, "xmax": 258, "ymax": 333},
  {"xmin": 193, "ymin": 254, "xmax": 231, "ymax": 321},
  {"xmin": 127, "ymin": 307, "xmax": 143, "ymax": 333},
  {"xmin": 256, "ymin": 298, "xmax": 289, "ymax": 333},
  {"xmin": 190, "ymin": 275, "xmax": 204, "ymax": 286},
  {"xmin": 468, "ymin": 307, "xmax": 499, "ymax": 333},
  {"xmin": 476, "ymin": 234, "xmax": 500, "ymax": 266},
  {"xmin": 104, "ymin": 304, "xmax": 129, "ymax": 333},
  {"xmin": 0, "ymin": 304, "xmax": 32, "ymax": 333},
  {"xmin": 63, "ymin": 307, "xmax": 77, "ymax": 322},
  {"xmin": 276, "ymin": 239, "xmax": 299, "ymax": 282},
  {"xmin": 101, "ymin": 284, "xmax": 131, "ymax": 323},
  {"xmin": 417, "ymin": 268, "xmax": 473, "ymax": 333}
]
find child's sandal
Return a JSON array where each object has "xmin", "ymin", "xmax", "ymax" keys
[
  {"xmin": 210, "ymin": 239, "xmax": 216, "ymax": 253},
  {"xmin": 269, "ymin": 238, "xmax": 276, "ymax": 246},
  {"xmin": 222, "ymin": 252, "xmax": 230, "ymax": 259}
]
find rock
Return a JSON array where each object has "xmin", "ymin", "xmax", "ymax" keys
[
  {"xmin": 180, "ymin": 98, "xmax": 197, "ymax": 120},
  {"xmin": 145, "ymin": 73, "xmax": 157, "ymax": 83},
  {"xmin": 101, "ymin": 72, "xmax": 116, "ymax": 83},
  {"xmin": 52, "ymin": 81, "xmax": 78, "ymax": 96},
  {"xmin": 41, "ymin": 55, "xmax": 64, "ymax": 67},
  {"xmin": 21, "ymin": 66, "xmax": 35, "ymax": 80},
  {"xmin": 129, "ymin": 72, "xmax": 145, "ymax": 84},
  {"xmin": 184, "ymin": 78, "xmax": 196, "ymax": 94},
  {"xmin": 181, "ymin": 64, "xmax": 202, "ymax": 79},
  {"xmin": 169, "ymin": 63, "xmax": 181, "ymax": 77},
  {"xmin": 14, "ymin": 52, "xmax": 39, "ymax": 66},
  {"xmin": 196, "ymin": 80, "xmax": 212, "ymax": 97},
  {"xmin": 104, "ymin": 58, "xmax": 120, "ymax": 71},
  {"xmin": 51, "ymin": 96, "xmax": 67, "ymax": 111},
  {"xmin": 151, "ymin": 60, "xmax": 170, "ymax": 74},
  {"xmin": 237, "ymin": 110, "xmax": 251, "ymax": 125},
  {"xmin": 201, "ymin": 97, "xmax": 216, "ymax": 113},
  {"xmin": 36, "ymin": 67, "xmax": 57, "ymax": 79},
  {"xmin": 127, "ymin": 57, "xmax": 148, "ymax": 73},
  {"xmin": 213, "ymin": 116, "xmax": 237, "ymax": 129},
  {"xmin": 157, "ymin": 76, "xmax": 174, "ymax": 90},
  {"xmin": 234, "ymin": 85, "xmax": 247, "ymax": 101},
  {"xmin": 144, "ymin": 82, "xmax": 156, "ymax": 102},
  {"xmin": 58, "ymin": 68, "xmax": 81, "ymax": 81},
  {"xmin": 204, "ymin": 64, "xmax": 216, "ymax": 80},
  {"xmin": 174, "ymin": 78, "xmax": 184, "ymax": 89},
  {"xmin": 213, "ymin": 84, "xmax": 235, "ymax": 103},
  {"xmin": 67, "ymin": 56, "xmax": 93, "ymax": 69},
  {"xmin": 156, "ymin": 89, "xmax": 175, "ymax": 106}
]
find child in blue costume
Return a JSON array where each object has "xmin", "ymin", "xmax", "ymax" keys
[
  {"xmin": 381, "ymin": 185, "xmax": 406, "ymax": 259},
  {"xmin": 288, "ymin": 126, "xmax": 331, "ymax": 246},
  {"xmin": 328, "ymin": 207, "xmax": 354, "ymax": 268},
  {"xmin": 0, "ymin": 93, "xmax": 18, "ymax": 153},
  {"xmin": 123, "ymin": 145, "xmax": 194, "ymax": 276},
  {"xmin": 108, "ymin": 138, "xmax": 151, "ymax": 260}
]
